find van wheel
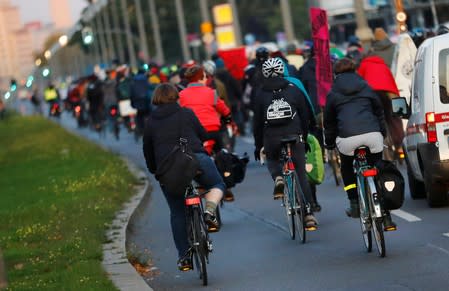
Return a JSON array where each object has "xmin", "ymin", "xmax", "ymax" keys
[
  {"xmin": 406, "ymin": 161, "xmax": 425, "ymax": 199},
  {"xmin": 424, "ymin": 173, "xmax": 448, "ymax": 207}
]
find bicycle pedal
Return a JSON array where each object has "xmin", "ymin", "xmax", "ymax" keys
[{"xmin": 384, "ymin": 226, "xmax": 397, "ymax": 232}]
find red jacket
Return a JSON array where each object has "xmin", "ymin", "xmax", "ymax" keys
[
  {"xmin": 357, "ymin": 55, "xmax": 399, "ymax": 95},
  {"xmin": 179, "ymin": 83, "xmax": 231, "ymax": 132}
]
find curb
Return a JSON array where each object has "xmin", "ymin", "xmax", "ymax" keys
[{"xmin": 102, "ymin": 158, "xmax": 153, "ymax": 291}]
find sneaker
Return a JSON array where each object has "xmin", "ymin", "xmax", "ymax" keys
[
  {"xmin": 204, "ymin": 210, "xmax": 220, "ymax": 232},
  {"xmin": 383, "ymin": 213, "xmax": 397, "ymax": 231},
  {"xmin": 345, "ymin": 199, "xmax": 360, "ymax": 218},
  {"xmin": 223, "ymin": 189, "xmax": 235, "ymax": 202},
  {"xmin": 305, "ymin": 214, "xmax": 318, "ymax": 231},
  {"xmin": 177, "ymin": 254, "xmax": 192, "ymax": 271},
  {"xmin": 273, "ymin": 176, "xmax": 285, "ymax": 200}
]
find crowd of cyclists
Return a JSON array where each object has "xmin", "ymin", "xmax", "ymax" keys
[{"xmin": 24, "ymin": 25, "xmax": 448, "ymax": 272}]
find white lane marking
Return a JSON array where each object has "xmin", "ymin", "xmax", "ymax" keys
[
  {"xmin": 391, "ymin": 209, "xmax": 422, "ymax": 222},
  {"xmin": 443, "ymin": 233, "xmax": 449, "ymax": 238},
  {"xmin": 427, "ymin": 243, "xmax": 449, "ymax": 256}
]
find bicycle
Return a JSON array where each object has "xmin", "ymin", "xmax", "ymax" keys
[
  {"xmin": 326, "ymin": 148, "xmax": 342, "ymax": 186},
  {"xmin": 353, "ymin": 146, "xmax": 386, "ymax": 257},
  {"xmin": 184, "ymin": 184, "xmax": 213, "ymax": 286},
  {"xmin": 279, "ymin": 135, "xmax": 311, "ymax": 243}
]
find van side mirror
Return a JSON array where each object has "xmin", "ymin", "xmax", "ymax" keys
[{"xmin": 391, "ymin": 97, "xmax": 410, "ymax": 119}]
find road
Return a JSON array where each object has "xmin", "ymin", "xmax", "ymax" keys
[{"xmin": 52, "ymin": 109, "xmax": 449, "ymax": 291}]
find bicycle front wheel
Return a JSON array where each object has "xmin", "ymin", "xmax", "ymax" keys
[
  {"xmin": 292, "ymin": 172, "xmax": 306, "ymax": 244},
  {"xmin": 192, "ymin": 208, "xmax": 208, "ymax": 286}
]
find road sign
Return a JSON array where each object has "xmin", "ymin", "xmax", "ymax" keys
[
  {"xmin": 213, "ymin": 4, "xmax": 233, "ymax": 26},
  {"xmin": 215, "ymin": 25, "xmax": 236, "ymax": 49}
]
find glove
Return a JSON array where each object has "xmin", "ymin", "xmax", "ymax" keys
[
  {"xmin": 223, "ymin": 114, "xmax": 232, "ymax": 124},
  {"xmin": 254, "ymin": 148, "xmax": 261, "ymax": 161}
]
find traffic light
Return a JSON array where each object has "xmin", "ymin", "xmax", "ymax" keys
[
  {"xmin": 10, "ymin": 79, "xmax": 17, "ymax": 92},
  {"xmin": 42, "ymin": 68, "xmax": 50, "ymax": 77},
  {"xmin": 82, "ymin": 27, "xmax": 94, "ymax": 45}
]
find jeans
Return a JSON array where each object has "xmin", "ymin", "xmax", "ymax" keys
[{"xmin": 160, "ymin": 152, "xmax": 225, "ymax": 258}]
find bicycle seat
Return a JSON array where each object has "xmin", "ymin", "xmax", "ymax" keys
[
  {"xmin": 354, "ymin": 146, "xmax": 371, "ymax": 157},
  {"xmin": 280, "ymin": 135, "xmax": 299, "ymax": 145}
]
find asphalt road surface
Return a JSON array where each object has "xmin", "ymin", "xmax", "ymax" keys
[{"xmin": 52, "ymin": 109, "xmax": 449, "ymax": 291}]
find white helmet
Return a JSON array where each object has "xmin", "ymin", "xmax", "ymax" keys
[
  {"xmin": 262, "ymin": 58, "xmax": 284, "ymax": 78},
  {"xmin": 203, "ymin": 60, "xmax": 216, "ymax": 76}
]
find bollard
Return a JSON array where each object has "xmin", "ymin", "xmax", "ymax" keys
[{"xmin": 0, "ymin": 249, "xmax": 7, "ymax": 289}]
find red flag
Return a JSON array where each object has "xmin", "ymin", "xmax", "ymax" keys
[
  {"xmin": 310, "ymin": 8, "xmax": 332, "ymax": 107},
  {"xmin": 217, "ymin": 47, "xmax": 248, "ymax": 80}
]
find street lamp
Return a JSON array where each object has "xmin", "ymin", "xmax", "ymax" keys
[
  {"xmin": 44, "ymin": 50, "xmax": 52, "ymax": 60},
  {"xmin": 35, "ymin": 58, "xmax": 42, "ymax": 66},
  {"xmin": 59, "ymin": 35, "xmax": 68, "ymax": 47}
]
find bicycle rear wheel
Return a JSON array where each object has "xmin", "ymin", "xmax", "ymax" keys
[
  {"xmin": 192, "ymin": 208, "xmax": 208, "ymax": 286},
  {"xmin": 282, "ymin": 179, "xmax": 295, "ymax": 239},
  {"xmin": 292, "ymin": 172, "xmax": 306, "ymax": 244},
  {"xmin": 372, "ymin": 217, "xmax": 386, "ymax": 257},
  {"xmin": 359, "ymin": 182, "xmax": 372, "ymax": 252}
]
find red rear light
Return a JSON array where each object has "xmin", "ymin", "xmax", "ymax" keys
[
  {"xmin": 185, "ymin": 196, "xmax": 201, "ymax": 206},
  {"xmin": 426, "ymin": 112, "xmax": 437, "ymax": 143},
  {"xmin": 362, "ymin": 168, "xmax": 378, "ymax": 177},
  {"xmin": 110, "ymin": 108, "xmax": 117, "ymax": 116},
  {"xmin": 287, "ymin": 161, "xmax": 295, "ymax": 171},
  {"xmin": 74, "ymin": 105, "xmax": 81, "ymax": 113}
]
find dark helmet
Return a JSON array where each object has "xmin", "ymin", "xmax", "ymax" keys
[
  {"xmin": 256, "ymin": 46, "xmax": 269, "ymax": 63},
  {"xmin": 437, "ymin": 25, "xmax": 449, "ymax": 35}
]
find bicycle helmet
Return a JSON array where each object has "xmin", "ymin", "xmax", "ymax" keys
[
  {"xmin": 256, "ymin": 46, "xmax": 269, "ymax": 63},
  {"xmin": 203, "ymin": 60, "xmax": 216, "ymax": 76},
  {"xmin": 262, "ymin": 58, "xmax": 284, "ymax": 78}
]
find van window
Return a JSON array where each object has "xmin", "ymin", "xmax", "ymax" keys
[{"xmin": 438, "ymin": 48, "xmax": 449, "ymax": 104}]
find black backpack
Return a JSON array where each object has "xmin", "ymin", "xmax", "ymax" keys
[
  {"xmin": 265, "ymin": 87, "xmax": 297, "ymax": 126},
  {"xmin": 214, "ymin": 150, "xmax": 249, "ymax": 188},
  {"xmin": 375, "ymin": 160, "xmax": 405, "ymax": 210}
]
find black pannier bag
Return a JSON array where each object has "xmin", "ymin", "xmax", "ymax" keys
[
  {"xmin": 375, "ymin": 160, "xmax": 405, "ymax": 210},
  {"xmin": 155, "ymin": 138, "xmax": 200, "ymax": 196},
  {"xmin": 214, "ymin": 150, "xmax": 249, "ymax": 188}
]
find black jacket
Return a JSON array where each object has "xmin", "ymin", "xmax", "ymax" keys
[
  {"xmin": 253, "ymin": 77, "xmax": 310, "ymax": 150},
  {"xmin": 143, "ymin": 103, "xmax": 207, "ymax": 174},
  {"xmin": 324, "ymin": 72, "xmax": 386, "ymax": 146},
  {"xmin": 298, "ymin": 57, "xmax": 319, "ymax": 114}
]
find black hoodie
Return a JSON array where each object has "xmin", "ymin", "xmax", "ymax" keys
[
  {"xmin": 324, "ymin": 72, "xmax": 386, "ymax": 146},
  {"xmin": 253, "ymin": 76, "xmax": 310, "ymax": 150},
  {"xmin": 143, "ymin": 103, "xmax": 207, "ymax": 174}
]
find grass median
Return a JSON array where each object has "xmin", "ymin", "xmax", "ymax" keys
[{"xmin": 0, "ymin": 115, "xmax": 138, "ymax": 290}]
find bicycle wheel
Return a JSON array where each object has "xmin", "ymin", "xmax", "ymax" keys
[
  {"xmin": 292, "ymin": 172, "xmax": 306, "ymax": 244},
  {"xmin": 192, "ymin": 208, "xmax": 208, "ymax": 286},
  {"xmin": 358, "ymin": 182, "xmax": 372, "ymax": 252},
  {"xmin": 372, "ymin": 217, "xmax": 386, "ymax": 257},
  {"xmin": 282, "ymin": 175, "xmax": 295, "ymax": 239},
  {"xmin": 329, "ymin": 150, "xmax": 342, "ymax": 186}
]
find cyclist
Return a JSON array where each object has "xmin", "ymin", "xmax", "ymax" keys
[
  {"xmin": 130, "ymin": 68, "xmax": 153, "ymax": 138},
  {"xmin": 323, "ymin": 58, "xmax": 396, "ymax": 231},
  {"xmin": 143, "ymin": 83, "xmax": 225, "ymax": 271},
  {"xmin": 253, "ymin": 57, "xmax": 318, "ymax": 230},
  {"xmin": 179, "ymin": 65, "xmax": 235, "ymax": 201},
  {"xmin": 44, "ymin": 83, "xmax": 60, "ymax": 116}
]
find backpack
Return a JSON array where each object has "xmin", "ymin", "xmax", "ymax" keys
[
  {"xmin": 375, "ymin": 160, "xmax": 405, "ymax": 210},
  {"xmin": 214, "ymin": 150, "xmax": 249, "ymax": 188},
  {"xmin": 305, "ymin": 134, "xmax": 324, "ymax": 184},
  {"xmin": 266, "ymin": 87, "xmax": 297, "ymax": 126}
]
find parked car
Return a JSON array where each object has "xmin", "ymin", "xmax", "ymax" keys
[{"xmin": 401, "ymin": 33, "xmax": 449, "ymax": 207}]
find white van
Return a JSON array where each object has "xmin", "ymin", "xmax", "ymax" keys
[{"xmin": 402, "ymin": 33, "xmax": 449, "ymax": 207}]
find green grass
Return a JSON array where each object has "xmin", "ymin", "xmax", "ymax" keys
[{"xmin": 0, "ymin": 115, "xmax": 138, "ymax": 290}]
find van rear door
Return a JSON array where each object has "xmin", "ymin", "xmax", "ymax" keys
[{"xmin": 432, "ymin": 37, "xmax": 449, "ymax": 161}]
